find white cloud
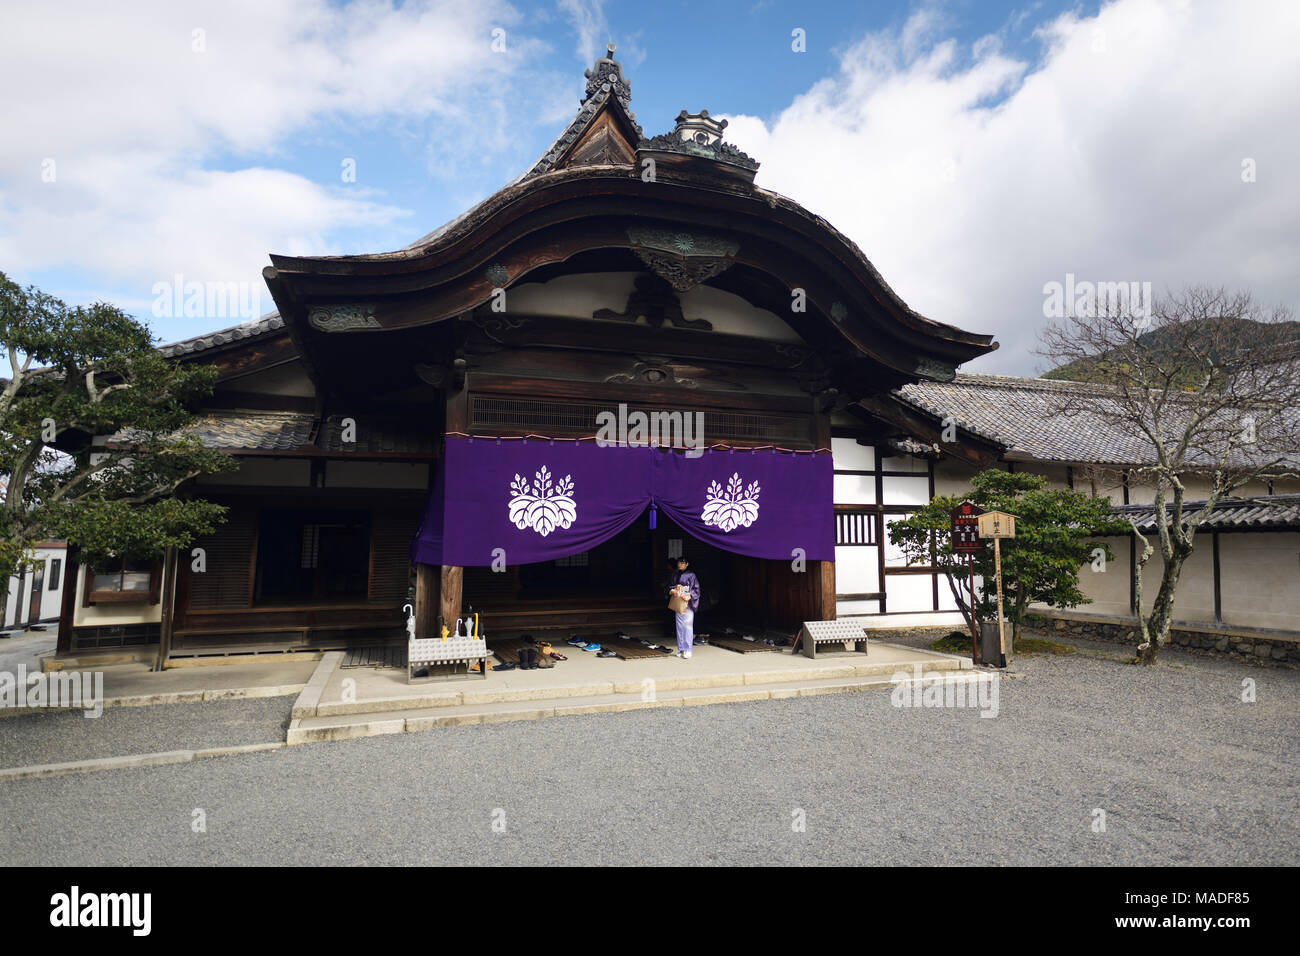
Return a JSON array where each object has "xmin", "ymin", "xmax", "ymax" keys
[
  {"xmin": 0, "ymin": 0, "xmax": 551, "ymax": 311},
  {"xmin": 557, "ymin": 0, "xmax": 607, "ymax": 65},
  {"xmin": 722, "ymin": 0, "xmax": 1300, "ymax": 374}
]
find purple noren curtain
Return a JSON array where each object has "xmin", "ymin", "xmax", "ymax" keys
[{"xmin": 411, "ymin": 436, "xmax": 833, "ymax": 567}]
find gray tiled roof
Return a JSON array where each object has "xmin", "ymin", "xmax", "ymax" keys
[
  {"xmin": 520, "ymin": 83, "xmax": 640, "ymax": 180},
  {"xmin": 113, "ymin": 411, "xmax": 436, "ymax": 455},
  {"xmin": 897, "ymin": 373, "xmax": 1156, "ymax": 464},
  {"xmin": 158, "ymin": 311, "xmax": 284, "ymax": 358},
  {"xmin": 1116, "ymin": 494, "xmax": 1300, "ymax": 531},
  {"xmin": 897, "ymin": 372, "xmax": 1300, "ymax": 468},
  {"xmin": 317, "ymin": 415, "xmax": 435, "ymax": 454},
  {"xmin": 183, "ymin": 410, "xmax": 314, "ymax": 451}
]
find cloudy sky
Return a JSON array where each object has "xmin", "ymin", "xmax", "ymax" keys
[{"xmin": 1, "ymin": 0, "xmax": 1296, "ymax": 374}]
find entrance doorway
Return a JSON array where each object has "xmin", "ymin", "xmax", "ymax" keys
[
  {"xmin": 461, "ymin": 508, "xmax": 823, "ymax": 637},
  {"xmin": 27, "ymin": 561, "xmax": 45, "ymax": 624}
]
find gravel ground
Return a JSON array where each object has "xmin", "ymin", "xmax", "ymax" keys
[
  {"xmin": 1, "ymin": 648, "xmax": 1295, "ymax": 865},
  {"xmin": 0, "ymin": 697, "xmax": 293, "ymax": 770}
]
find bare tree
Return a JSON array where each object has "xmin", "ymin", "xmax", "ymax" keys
[{"xmin": 1039, "ymin": 286, "xmax": 1300, "ymax": 664}]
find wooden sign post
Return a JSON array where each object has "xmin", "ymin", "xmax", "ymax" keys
[
  {"xmin": 949, "ymin": 502, "xmax": 984, "ymax": 665},
  {"xmin": 977, "ymin": 511, "xmax": 1017, "ymax": 665}
]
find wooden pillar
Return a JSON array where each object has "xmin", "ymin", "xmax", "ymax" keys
[
  {"xmin": 1128, "ymin": 533, "xmax": 1138, "ymax": 616},
  {"xmin": 1211, "ymin": 532, "xmax": 1222, "ymax": 624},
  {"xmin": 12, "ymin": 567, "xmax": 25, "ymax": 628},
  {"xmin": 439, "ymin": 565, "xmax": 463, "ymax": 633},
  {"xmin": 414, "ymin": 562, "xmax": 439, "ymax": 639},
  {"xmin": 155, "ymin": 546, "xmax": 178, "ymax": 671},
  {"xmin": 816, "ymin": 560, "xmax": 836, "ymax": 621},
  {"xmin": 438, "ymin": 369, "xmax": 468, "ymax": 636}
]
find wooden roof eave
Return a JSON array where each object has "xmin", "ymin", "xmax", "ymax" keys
[
  {"xmin": 854, "ymin": 393, "xmax": 1005, "ymax": 469},
  {"xmin": 266, "ymin": 171, "xmax": 990, "ymax": 350},
  {"xmin": 264, "ymin": 170, "xmax": 996, "ymax": 380}
]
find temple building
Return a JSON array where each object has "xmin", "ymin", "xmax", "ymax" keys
[{"xmin": 53, "ymin": 48, "xmax": 1300, "ymax": 664}]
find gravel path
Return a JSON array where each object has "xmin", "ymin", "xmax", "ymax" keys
[
  {"xmin": 0, "ymin": 697, "xmax": 293, "ymax": 770},
  {"xmin": 1, "ymin": 649, "xmax": 1295, "ymax": 865}
]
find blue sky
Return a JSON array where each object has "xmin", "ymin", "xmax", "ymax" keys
[{"xmin": 2, "ymin": 0, "xmax": 1294, "ymax": 374}]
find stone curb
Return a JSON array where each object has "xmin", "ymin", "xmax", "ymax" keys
[
  {"xmin": 290, "ymin": 651, "xmax": 344, "ymax": 719},
  {"xmin": 869, "ymin": 641, "xmax": 976, "ymax": 668},
  {"xmin": 0, "ymin": 742, "xmax": 285, "ymax": 782},
  {"xmin": 0, "ymin": 684, "xmax": 305, "ymax": 718}
]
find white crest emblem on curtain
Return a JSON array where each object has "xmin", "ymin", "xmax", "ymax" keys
[
  {"xmin": 701, "ymin": 472, "xmax": 761, "ymax": 532},
  {"xmin": 508, "ymin": 466, "xmax": 577, "ymax": 537}
]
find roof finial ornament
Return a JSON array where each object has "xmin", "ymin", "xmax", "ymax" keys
[
  {"xmin": 634, "ymin": 108, "xmax": 760, "ymax": 182},
  {"xmin": 582, "ymin": 38, "xmax": 631, "ymax": 108}
]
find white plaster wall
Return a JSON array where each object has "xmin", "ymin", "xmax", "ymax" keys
[
  {"xmin": 861, "ymin": 611, "xmax": 965, "ymax": 628},
  {"xmin": 933, "ymin": 459, "xmax": 978, "ymax": 496},
  {"xmin": 1053, "ymin": 533, "xmax": 1215, "ymax": 623},
  {"xmin": 1046, "ymin": 531, "xmax": 1300, "ymax": 632},
  {"xmin": 882, "ymin": 515, "xmax": 916, "ymax": 566},
  {"xmin": 832, "ymin": 473, "xmax": 875, "ymax": 504},
  {"xmin": 33, "ymin": 548, "xmax": 64, "ymax": 621},
  {"xmin": 881, "ymin": 474, "xmax": 930, "ymax": 505},
  {"xmin": 836, "ymin": 598, "xmax": 881, "ymax": 615},
  {"xmin": 1126, "ymin": 475, "xmax": 1216, "ymax": 505},
  {"xmin": 831, "ymin": 438, "xmax": 874, "ymax": 471},
  {"xmin": 883, "ymin": 573, "xmax": 934, "ymax": 612},
  {"xmin": 834, "ymin": 545, "xmax": 878, "ymax": 596},
  {"xmin": 937, "ymin": 581, "xmax": 960, "ymax": 611},
  {"xmin": 1014, "ymin": 462, "xmax": 1068, "ymax": 488},
  {"xmin": 1160, "ymin": 543, "xmax": 1216, "ymax": 622},
  {"xmin": 506, "ymin": 271, "xmax": 804, "ymax": 342},
  {"xmin": 880, "ymin": 454, "xmax": 927, "ymax": 474},
  {"xmin": 3, "ymin": 547, "xmax": 66, "ymax": 628},
  {"xmin": 1069, "ymin": 535, "xmax": 1133, "ymax": 617},
  {"xmin": 1219, "ymin": 532, "xmax": 1300, "ymax": 630}
]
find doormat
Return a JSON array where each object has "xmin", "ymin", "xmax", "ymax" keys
[
  {"xmin": 489, "ymin": 639, "xmax": 557, "ymax": 668},
  {"xmin": 341, "ymin": 645, "xmax": 407, "ymax": 669},
  {"xmin": 711, "ymin": 637, "xmax": 783, "ymax": 654},
  {"xmin": 599, "ymin": 635, "xmax": 674, "ymax": 660}
]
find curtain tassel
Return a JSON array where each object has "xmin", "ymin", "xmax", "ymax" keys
[{"xmin": 648, "ymin": 502, "xmax": 657, "ymax": 530}]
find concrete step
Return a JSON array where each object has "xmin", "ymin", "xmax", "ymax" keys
[
  {"xmin": 299, "ymin": 656, "xmax": 968, "ymax": 720},
  {"xmin": 285, "ymin": 667, "xmax": 972, "ymax": 745}
]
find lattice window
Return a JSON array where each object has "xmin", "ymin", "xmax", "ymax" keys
[{"xmin": 835, "ymin": 509, "xmax": 877, "ymax": 546}]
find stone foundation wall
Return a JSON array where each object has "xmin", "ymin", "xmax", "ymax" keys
[{"xmin": 1026, "ymin": 613, "xmax": 1300, "ymax": 667}]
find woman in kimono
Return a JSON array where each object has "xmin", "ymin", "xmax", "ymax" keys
[{"xmin": 669, "ymin": 556, "xmax": 701, "ymax": 659}]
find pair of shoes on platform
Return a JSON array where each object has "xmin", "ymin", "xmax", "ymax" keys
[{"xmin": 677, "ymin": 650, "xmax": 692, "ymax": 659}]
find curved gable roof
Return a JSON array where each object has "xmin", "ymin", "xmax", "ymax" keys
[{"xmin": 261, "ymin": 48, "xmax": 997, "ymax": 394}]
